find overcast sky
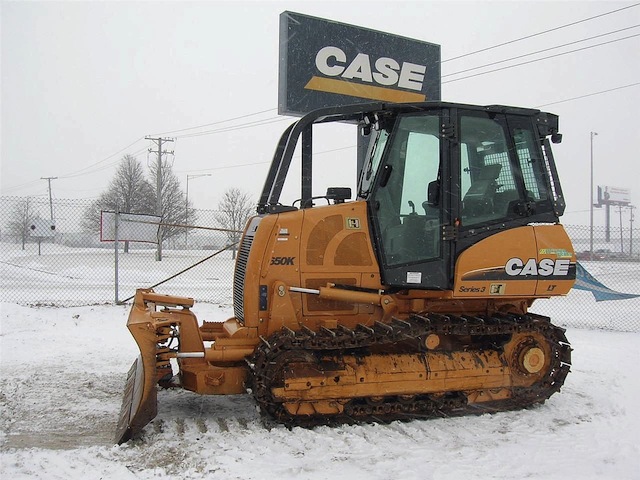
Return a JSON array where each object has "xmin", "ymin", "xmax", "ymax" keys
[{"xmin": 2, "ymin": 0, "xmax": 639, "ymax": 227}]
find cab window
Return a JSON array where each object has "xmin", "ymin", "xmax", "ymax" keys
[
  {"xmin": 460, "ymin": 112, "xmax": 523, "ymax": 227},
  {"xmin": 371, "ymin": 114, "xmax": 441, "ymax": 266}
]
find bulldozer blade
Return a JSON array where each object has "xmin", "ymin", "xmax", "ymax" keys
[
  {"xmin": 114, "ymin": 355, "xmax": 157, "ymax": 444},
  {"xmin": 115, "ymin": 289, "xmax": 196, "ymax": 444}
]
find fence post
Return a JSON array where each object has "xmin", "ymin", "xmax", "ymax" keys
[{"xmin": 114, "ymin": 209, "xmax": 119, "ymax": 304}]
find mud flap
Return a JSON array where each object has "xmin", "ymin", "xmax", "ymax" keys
[{"xmin": 114, "ymin": 355, "xmax": 158, "ymax": 444}]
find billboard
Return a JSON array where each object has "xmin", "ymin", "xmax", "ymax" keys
[
  {"xmin": 100, "ymin": 211, "xmax": 161, "ymax": 243},
  {"xmin": 279, "ymin": 11, "xmax": 441, "ymax": 116},
  {"xmin": 597, "ymin": 186, "xmax": 631, "ymax": 206}
]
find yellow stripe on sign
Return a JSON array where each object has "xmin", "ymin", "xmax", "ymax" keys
[{"xmin": 304, "ymin": 76, "xmax": 426, "ymax": 103}]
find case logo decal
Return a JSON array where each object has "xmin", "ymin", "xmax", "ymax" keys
[
  {"xmin": 505, "ymin": 258, "xmax": 571, "ymax": 277},
  {"xmin": 305, "ymin": 46, "xmax": 428, "ymax": 103}
]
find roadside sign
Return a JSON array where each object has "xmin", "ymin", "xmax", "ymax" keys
[
  {"xmin": 29, "ymin": 219, "xmax": 56, "ymax": 238},
  {"xmin": 100, "ymin": 211, "xmax": 160, "ymax": 243}
]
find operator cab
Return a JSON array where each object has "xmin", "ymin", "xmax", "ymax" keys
[
  {"xmin": 358, "ymin": 104, "xmax": 564, "ymax": 288},
  {"xmin": 257, "ymin": 102, "xmax": 565, "ymax": 290}
]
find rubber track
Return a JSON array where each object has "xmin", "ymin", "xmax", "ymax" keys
[{"xmin": 248, "ymin": 312, "xmax": 572, "ymax": 427}]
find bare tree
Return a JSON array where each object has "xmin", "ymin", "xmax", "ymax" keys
[
  {"xmin": 6, "ymin": 198, "xmax": 37, "ymax": 250},
  {"xmin": 215, "ymin": 188, "xmax": 254, "ymax": 259},
  {"xmin": 81, "ymin": 155, "xmax": 155, "ymax": 252},
  {"xmin": 147, "ymin": 160, "xmax": 196, "ymax": 254},
  {"xmin": 160, "ymin": 169, "xmax": 185, "ymax": 243},
  {"xmin": 81, "ymin": 155, "xmax": 195, "ymax": 259}
]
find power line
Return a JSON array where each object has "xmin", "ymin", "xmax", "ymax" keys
[
  {"xmin": 177, "ymin": 145, "xmax": 357, "ymax": 175},
  {"xmin": 442, "ymin": 2, "xmax": 640, "ymax": 62},
  {"xmin": 55, "ymin": 109, "xmax": 281, "ymax": 181},
  {"xmin": 442, "ymin": 25, "xmax": 640, "ymax": 78},
  {"xmin": 1, "ymin": 178, "xmax": 44, "ymax": 195},
  {"xmin": 5, "ymin": 38, "xmax": 637, "ymax": 194},
  {"xmin": 2, "ymin": 110, "xmax": 285, "ymax": 193},
  {"xmin": 68, "ymin": 5, "xmax": 640, "ymax": 151},
  {"xmin": 315, "ymin": 145, "xmax": 356, "ymax": 156},
  {"xmin": 174, "ymin": 116, "xmax": 291, "ymax": 139},
  {"xmin": 150, "ymin": 107, "xmax": 278, "ymax": 136},
  {"xmin": 185, "ymin": 160, "xmax": 271, "ymax": 173},
  {"xmin": 65, "ymin": 6, "xmax": 640, "ymax": 151},
  {"xmin": 5, "ymin": 5, "xmax": 640, "ymax": 198},
  {"xmin": 535, "ymin": 82, "xmax": 640, "ymax": 108},
  {"xmin": 5, "ymin": 77, "xmax": 635, "ymax": 192},
  {"xmin": 56, "ymin": 136, "xmax": 145, "ymax": 179},
  {"xmin": 59, "ymin": 146, "xmax": 150, "ymax": 179},
  {"xmin": 443, "ymin": 33, "xmax": 640, "ymax": 84}
]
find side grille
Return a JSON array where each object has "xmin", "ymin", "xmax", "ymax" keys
[{"xmin": 233, "ymin": 217, "xmax": 261, "ymax": 323}]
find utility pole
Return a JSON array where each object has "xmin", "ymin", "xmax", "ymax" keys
[
  {"xmin": 185, "ymin": 173, "xmax": 211, "ymax": 248},
  {"xmin": 629, "ymin": 205, "xmax": 636, "ymax": 257},
  {"xmin": 589, "ymin": 132, "xmax": 597, "ymax": 260},
  {"xmin": 41, "ymin": 176, "xmax": 57, "ymax": 222},
  {"xmin": 618, "ymin": 205, "xmax": 624, "ymax": 254},
  {"xmin": 146, "ymin": 136, "xmax": 174, "ymax": 261}
]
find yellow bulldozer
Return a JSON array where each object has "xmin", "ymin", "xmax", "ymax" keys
[{"xmin": 116, "ymin": 101, "xmax": 574, "ymax": 444}]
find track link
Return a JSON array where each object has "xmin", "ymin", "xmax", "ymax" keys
[{"xmin": 248, "ymin": 312, "xmax": 571, "ymax": 427}]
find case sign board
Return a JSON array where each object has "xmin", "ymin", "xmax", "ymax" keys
[{"xmin": 279, "ymin": 11, "xmax": 441, "ymax": 116}]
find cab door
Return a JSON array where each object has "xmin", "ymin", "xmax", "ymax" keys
[{"xmin": 367, "ymin": 110, "xmax": 453, "ymax": 289}]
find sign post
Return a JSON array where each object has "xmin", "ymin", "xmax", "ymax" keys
[
  {"xmin": 29, "ymin": 219, "xmax": 56, "ymax": 256},
  {"xmin": 596, "ymin": 186, "xmax": 631, "ymax": 243},
  {"xmin": 114, "ymin": 210, "xmax": 119, "ymax": 303},
  {"xmin": 100, "ymin": 211, "xmax": 161, "ymax": 303}
]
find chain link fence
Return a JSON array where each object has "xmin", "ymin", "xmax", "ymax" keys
[
  {"xmin": 1, "ymin": 196, "xmax": 638, "ymax": 332},
  {"xmin": 533, "ymin": 224, "xmax": 639, "ymax": 333},
  {"xmin": 0, "ymin": 196, "xmax": 234, "ymax": 306}
]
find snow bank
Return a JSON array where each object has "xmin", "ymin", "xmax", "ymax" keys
[{"xmin": 1, "ymin": 302, "xmax": 639, "ymax": 479}]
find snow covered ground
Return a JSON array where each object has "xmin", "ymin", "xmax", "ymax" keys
[
  {"xmin": 1, "ymin": 240, "xmax": 639, "ymax": 478},
  {"xmin": 0, "ymin": 241, "xmax": 237, "ymax": 306},
  {"xmin": 1, "ymin": 299, "xmax": 639, "ymax": 479}
]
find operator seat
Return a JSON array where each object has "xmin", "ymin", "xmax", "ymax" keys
[{"xmin": 462, "ymin": 163, "xmax": 502, "ymax": 218}]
